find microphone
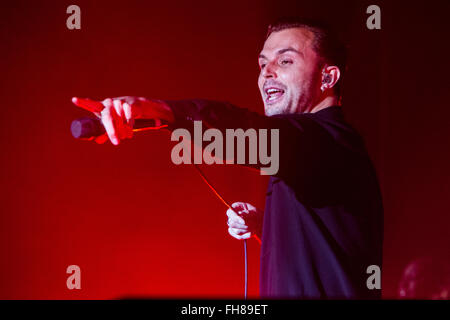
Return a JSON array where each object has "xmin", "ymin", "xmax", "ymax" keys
[{"xmin": 71, "ymin": 117, "xmax": 168, "ymax": 139}]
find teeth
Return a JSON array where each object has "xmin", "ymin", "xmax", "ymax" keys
[{"xmin": 266, "ymin": 87, "xmax": 284, "ymax": 102}]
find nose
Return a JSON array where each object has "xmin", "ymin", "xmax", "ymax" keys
[{"xmin": 261, "ymin": 61, "xmax": 277, "ymax": 79}]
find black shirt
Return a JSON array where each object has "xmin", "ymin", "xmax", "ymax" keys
[{"xmin": 165, "ymin": 99, "xmax": 383, "ymax": 299}]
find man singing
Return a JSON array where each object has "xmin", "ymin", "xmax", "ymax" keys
[{"xmin": 73, "ymin": 18, "xmax": 383, "ymax": 299}]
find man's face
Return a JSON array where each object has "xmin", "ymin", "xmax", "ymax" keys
[{"xmin": 258, "ymin": 28, "xmax": 323, "ymax": 115}]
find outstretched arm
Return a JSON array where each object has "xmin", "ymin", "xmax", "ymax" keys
[{"xmin": 72, "ymin": 96, "xmax": 339, "ymax": 188}]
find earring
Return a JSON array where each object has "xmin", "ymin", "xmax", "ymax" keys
[{"xmin": 321, "ymin": 69, "xmax": 331, "ymax": 92}]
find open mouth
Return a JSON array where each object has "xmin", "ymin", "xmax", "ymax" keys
[{"xmin": 265, "ymin": 87, "xmax": 285, "ymax": 104}]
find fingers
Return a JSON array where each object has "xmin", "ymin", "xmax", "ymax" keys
[
  {"xmin": 112, "ymin": 100, "xmax": 132, "ymax": 140},
  {"xmin": 228, "ymin": 228, "xmax": 251, "ymax": 240},
  {"xmin": 226, "ymin": 208, "xmax": 245, "ymax": 224},
  {"xmin": 122, "ymin": 102, "xmax": 134, "ymax": 138},
  {"xmin": 98, "ymin": 98, "xmax": 138, "ymax": 145},
  {"xmin": 123, "ymin": 102, "xmax": 134, "ymax": 127},
  {"xmin": 245, "ymin": 202, "xmax": 257, "ymax": 212},
  {"xmin": 228, "ymin": 219, "xmax": 247, "ymax": 229},
  {"xmin": 227, "ymin": 202, "xmax": 264, "ymax": 241},
  {"xmin": 100, "ymin": 101, "xmax": 119, "ymax": 145},
  {"xmin": 112, "ymin": 99, "xmax": 124, "ymax": 118},
  {"xmin": 231, "ymin": 202, "xmax": 255, "ymax": 217},
  {"xmin": 227, "ymin": 205, "xmax": 250, "ymax": 240},
  {"xmin": 232, "ymin": 202, "xmax": 247, "ymax": 213}
]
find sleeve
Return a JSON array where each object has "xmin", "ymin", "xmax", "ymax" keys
[{"xmin": 164, "ymin": 99, "xmax": 340, "ymax": 191}]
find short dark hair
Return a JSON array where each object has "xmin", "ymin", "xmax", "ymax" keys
[{"xmin": 266, "ymin": 17, "xmax": 347, "ymax": 98}]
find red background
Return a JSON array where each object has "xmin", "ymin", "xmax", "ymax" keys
[{"xmin": 1, "ymin": 0, "xmax": 449, "ymax": 299}]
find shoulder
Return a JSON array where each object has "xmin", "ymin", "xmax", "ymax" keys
[{"xmin": 299, "ymin": 107, "xmax": 369, "ymax": 156}]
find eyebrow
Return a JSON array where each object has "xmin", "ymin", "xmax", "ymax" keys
[{"xmin": 259, "ymin": 47, "xmax": 302, "ymax": 60}]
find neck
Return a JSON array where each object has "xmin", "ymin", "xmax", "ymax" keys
[{"xmin": 308, "ymin": 95, "xmax": 339, "ymax": 113}]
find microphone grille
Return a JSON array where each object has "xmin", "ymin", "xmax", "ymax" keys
[{"xmin": 71, "ymin": 117, "xmax": 104, "ymax": 139}]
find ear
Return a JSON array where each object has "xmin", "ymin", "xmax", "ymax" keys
[{"xmin": 320, "ymin": 65, "xmax": 341, "ymax": 92}]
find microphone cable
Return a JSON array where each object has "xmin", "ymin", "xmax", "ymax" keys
[
  {"xmin": 70, "ymin": 110, "xmax": 255, "ymax": 298},
  {"xmin": 192, "ymin": 163, "xmax": 249, "ymax": 299}
]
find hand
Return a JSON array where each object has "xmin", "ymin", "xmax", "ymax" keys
[
  {"xmin": 226, "ymin": 202, "xmax": 263, "ymax": 241},
  {"xmin": 72, "ymin": 96, "xmax": 174, "ymax": 145}
]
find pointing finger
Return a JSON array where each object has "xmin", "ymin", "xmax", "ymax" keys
[{"xmin": 72, "ymin": 97, "xmax": 104, "ymax": 113}]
